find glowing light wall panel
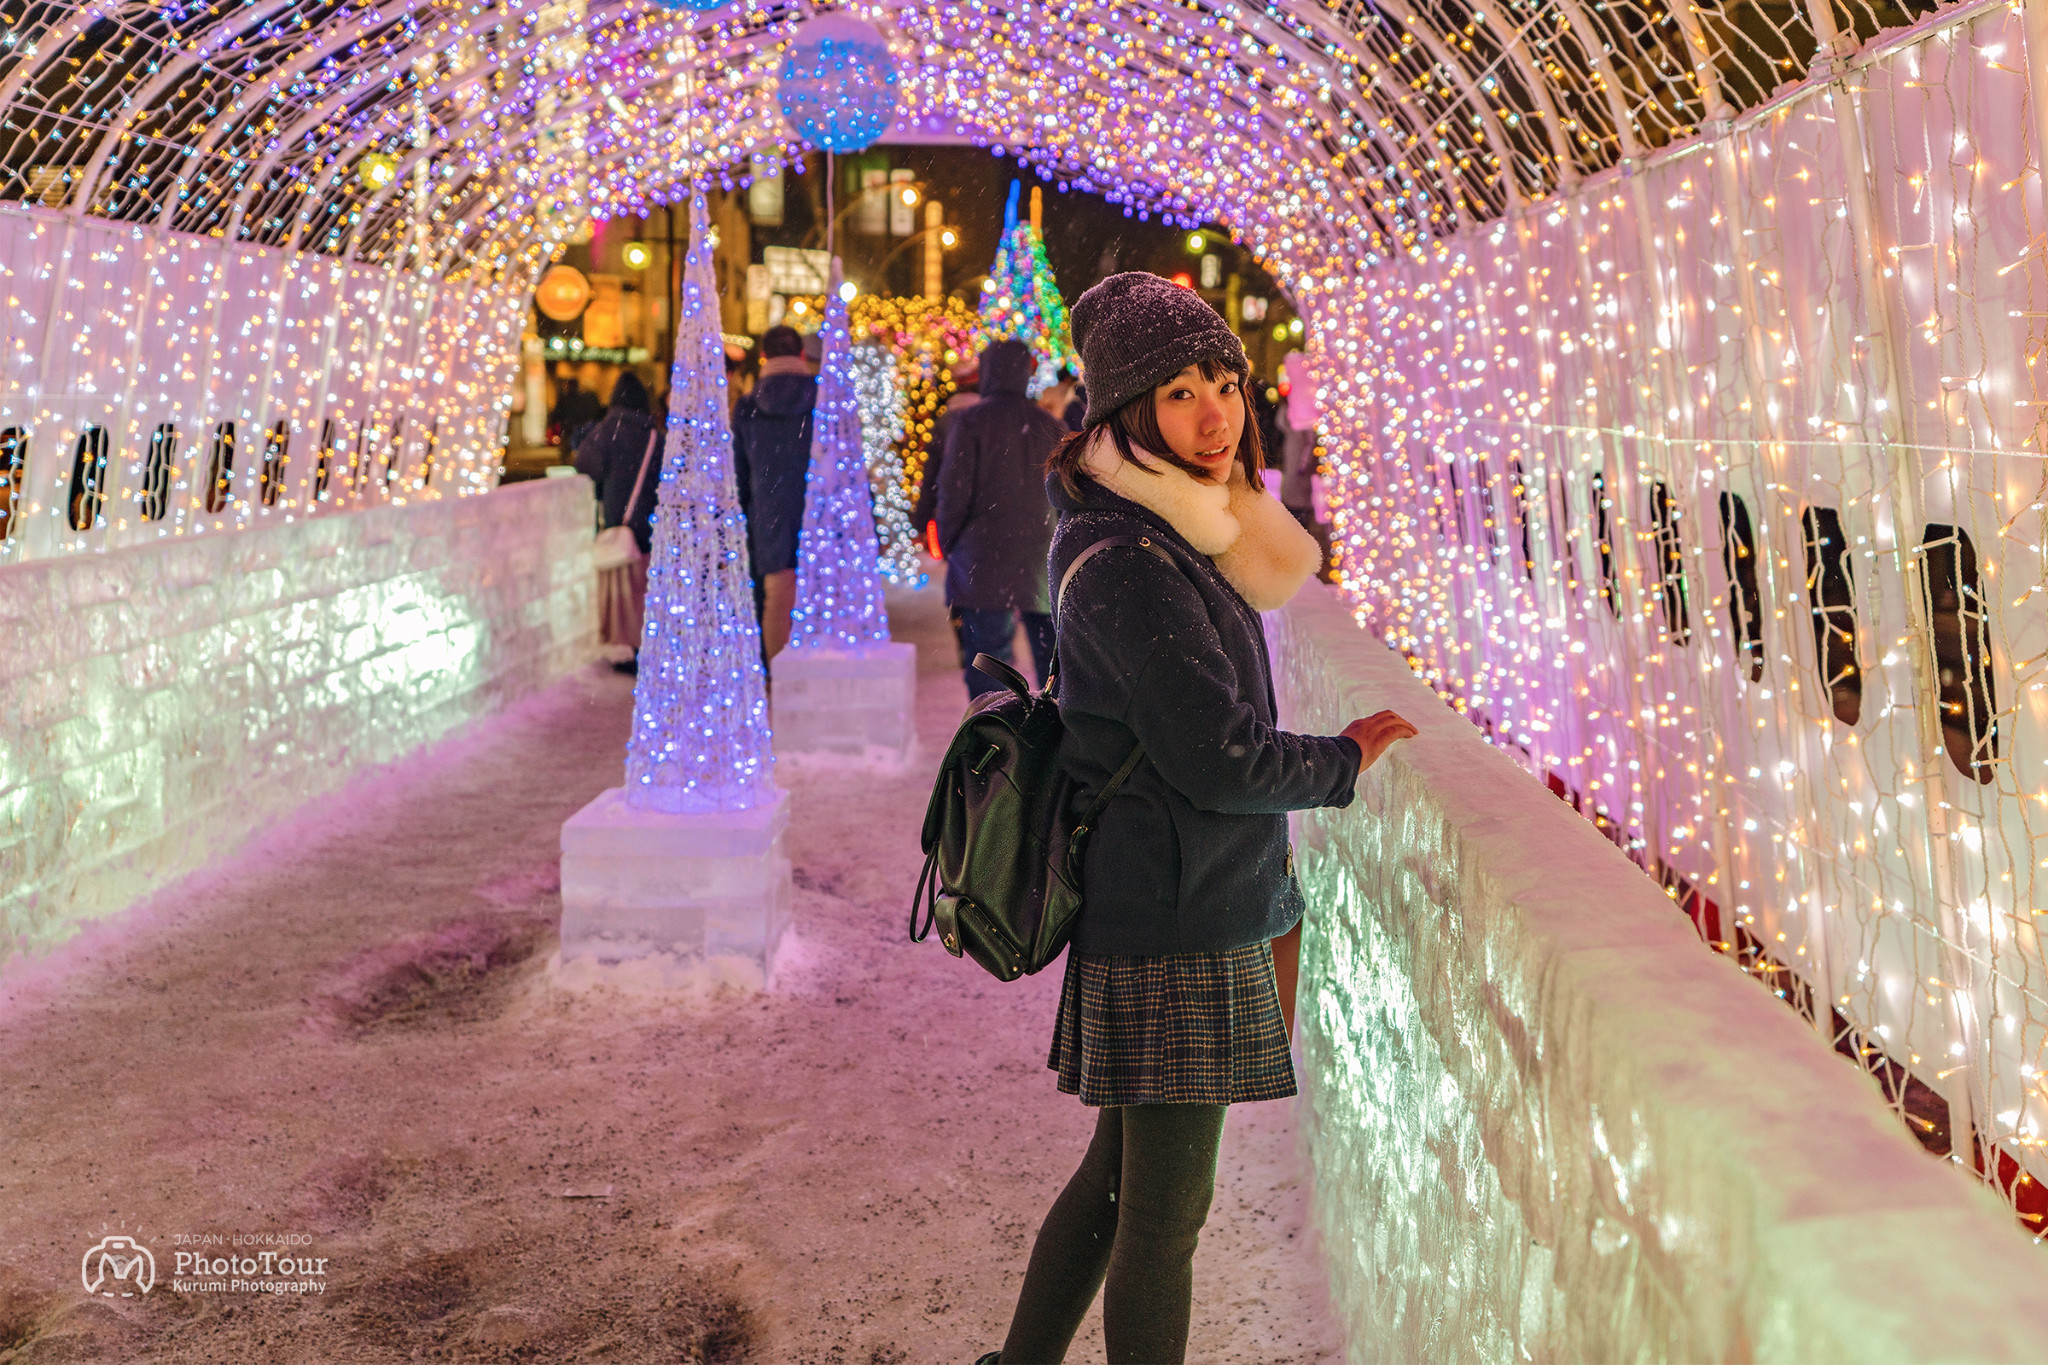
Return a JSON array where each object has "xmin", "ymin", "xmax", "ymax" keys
[
  {"xmin": 1320, "ymin": 2, "xmax": 2048, "ymax": 1194},
  {"xmin": 1273, "ymin": 585, "xmax": 2048, "ymax": 1361},
  {"xmin": 0, "ymin": 480, "xmax": 595, "ymax": 965},
  {"xmin": 0, "ymin": 202, "xmax": 523, "ymax": 567}
]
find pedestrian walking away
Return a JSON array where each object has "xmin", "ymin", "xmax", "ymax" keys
[
  {"xmin": 914, "ymin": 353, "xmax": 982, "ymax": 535},
  {"xmin": 573, "ymin": 372, "xmax": 662, "ymax": 667},
  {"xmin": 976, "ymin": 272, "xmax": 1417, "ymax": 1365},
  {"xmin": 731, "ymin": 325, "xmax": 817, "ymax": 661},
  {"xmin": 934, "ymin": 337, "xmax": 1065, "ymax": 697}
]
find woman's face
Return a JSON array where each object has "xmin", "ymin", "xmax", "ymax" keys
[{"xmin": 1152, "ymin": 365, "xmax": 1245, "ymax": 484}]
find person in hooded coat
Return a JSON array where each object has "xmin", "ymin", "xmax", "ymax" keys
[
  {"xmin": 974, "ymin": 274, "xmax": 1417, "ymax": 1365},
  {"xmin": 912, "ymin": 355, "xmax": 981, "ymax": 535},
  {"xmin": 731, "ymin": 325, "xmax": 816, "ymax": 659},
  {"xmin": 934, "ymin": 338, "xmax": 1064, "ymax": 696}
]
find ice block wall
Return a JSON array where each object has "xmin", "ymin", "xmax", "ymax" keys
[
  {"xmin": 1272, "ymin": 585, "xmax": 2048, "ymax": 1362},
  {"xmin": 1, "ymin": 479, "xmax": 594, "ymax": 964}
]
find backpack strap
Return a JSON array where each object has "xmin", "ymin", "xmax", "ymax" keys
[
  {"xmin": 615, "ymin": 423, "xmax": 661, "ymax": 530},
  {"xmin": 1054, "ymin": 533, "xmax": 1171, "ymax": 623},
  {"xmin": 1046, "ymin": 532, "xmax": 1174, "ymax": 694},
  {"xmin": 1073, "ymin": 739, "xmax": 1145, "ymax": 839},
  {"xmin": 1049, "ymin": 531, "xmax": 1175, "ymax": 845}
]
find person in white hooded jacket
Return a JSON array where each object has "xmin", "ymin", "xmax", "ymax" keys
[{"xmin": 976, "ymin": 274, "xmax": 1414, "ymax": 1365}]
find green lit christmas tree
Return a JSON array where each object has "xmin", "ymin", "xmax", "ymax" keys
[{"xmin": 977, "ymin": 181, "xmax": 1078, "ymax": 396}]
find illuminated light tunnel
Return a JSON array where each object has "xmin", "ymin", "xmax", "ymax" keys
[{"xmin": 8, "ymin": 0, "xmax": 2048, "ymax": 1356}]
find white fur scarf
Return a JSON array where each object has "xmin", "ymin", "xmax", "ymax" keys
[{"xmin": 1079, "ymin": 432, "xmax": 1322, "ymax": 611}]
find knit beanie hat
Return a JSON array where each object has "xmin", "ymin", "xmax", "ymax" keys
[{"xmin": 1071, "ymin": 272, "xmax": 1249, "ymax": 428}]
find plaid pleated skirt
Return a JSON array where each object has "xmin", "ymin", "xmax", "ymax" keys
[{"xmin": 1048, "ymin": 938, "xmax": 1297, "ymax": 1107}]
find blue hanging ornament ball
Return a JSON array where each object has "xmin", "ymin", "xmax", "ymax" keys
[{"xmin": 777, "ymin": 14, "xmax": 898, "ymax": 153}]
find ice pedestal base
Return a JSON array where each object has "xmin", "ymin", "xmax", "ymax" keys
[
  {"xmin": 770, "ymin": 641, "xmax": 917, "ymax": 758},
  {"xmin": 558, "ymin": 787, "xmax": 791, "ymax": 985}
]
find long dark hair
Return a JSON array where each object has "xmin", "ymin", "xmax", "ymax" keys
[{"xmin": 1048, "ymin": 357, "xmax": 1265, "ymax": 497}]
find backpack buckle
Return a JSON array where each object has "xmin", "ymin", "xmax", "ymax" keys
[{"xmin": 933, "ymin": 894, "xmax": 965, "ymax": 957}]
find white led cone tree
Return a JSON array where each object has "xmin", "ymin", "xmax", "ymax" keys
[
  {"xmin": 623, "ymin": 194, "xmax": 776, "ymax": 813},
  {"xmin": 786, "ymin": 258, "xmax": 891, "ymax": 652},
  {"xmin": 770, "ymin": 258, "xmax": 915, "ymax": 759}
]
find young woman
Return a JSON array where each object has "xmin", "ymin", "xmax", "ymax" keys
[{"xmin": 978, "ymin": 273, "xmax": 1415, "ymax": 1364}]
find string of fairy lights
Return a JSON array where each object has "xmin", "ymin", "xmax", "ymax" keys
[
  {"xmin": 1321, "ymin": 11, "xmax": 2048, "ymax": 1220},
  {"xmin": 7, "ymin": 0, "xmax": 2048, "ymax": 1219},
  {"xmin": 795, "ymin": 293, "xmax": 977, "ymax": 582}
]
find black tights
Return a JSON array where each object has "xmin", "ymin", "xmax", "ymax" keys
[{"xmin": 998, "ymin": 1103, "xmax": 1227, "ymax": 1364}]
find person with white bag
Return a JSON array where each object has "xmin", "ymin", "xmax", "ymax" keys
[{"xmin": 574, "ymin": 373, "xmax": 663, "ymax": 673}]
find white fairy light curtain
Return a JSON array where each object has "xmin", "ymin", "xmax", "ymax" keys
[
  {"xmin": 0, "ymin": 206, "xmax": 519, "ymax": 564},
  {"xmin": 9, "ymin": 0, "xmax": 2048, "ymax": 1221},
  {"xmin": 1320, "ymin": 2, "xmax": 2048, "ymax": 1224}
]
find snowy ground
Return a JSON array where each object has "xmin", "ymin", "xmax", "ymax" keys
[{"xmin": 0, "ymin": 582, "xmax": 1343, "ymax": 1364}]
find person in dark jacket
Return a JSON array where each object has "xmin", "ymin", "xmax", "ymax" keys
[
  {"xmin": 977, "ymin": 274, "xmax": 1415, "ymax": 1365},
  {"xmin": 911, "ymin": 355, "xmax": 980, "ymax": 534},
  {"xmin": 731, "ymin": 325, "xmax": 816, "ymax": 659},
  {"xmin": 934, "ymin": 338, "xmax": 1064, "ymax": 696},
  {"xmin": 550, "ymin": 371, "xmax": 605, "ymax": 457},
  {"xmin": 573, "ymin": 372, "xmax": 663, "ymax": 671},
  {"xmin": 573, "ymin": 372, "xmax": 660, "ymax": 552}
]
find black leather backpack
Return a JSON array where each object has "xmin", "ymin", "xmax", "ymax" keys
[{"xmin": 909, "ymin": 534, "xmax": 1170, "ymax": 980}]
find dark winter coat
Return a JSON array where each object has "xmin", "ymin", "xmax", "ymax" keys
[
  {"xmin": 1049, "ymin": 470, "xmax": 1361, "ymax": 957},
  {"xmin": 573, "ymin": 401, "xmax": 662, "ymax": 554},
  {"xmin": 732, "ymin": 361, "xmax": 816, "ymax": 576},
  {"xmin": 934, "ymin": 340, "xmax": 1063, "ymax": 612},
  {"xmin": 553, "ymin": 386, "xmax": 606, "ymax": 454},
  {"xmin": 912, "ymin": 384, "xmax": 979, "ymax": 531}
]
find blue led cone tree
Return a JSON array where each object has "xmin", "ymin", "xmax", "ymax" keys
[
  {"xmin": 623, "ymin": 194, "xmax": 776, "ymax": 811},
  {"xmin": 787, "ymin": 258, "xmax": 891, "ymax": 651}
]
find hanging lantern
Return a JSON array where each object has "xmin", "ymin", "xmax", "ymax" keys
[
  {"xmin": 776, "ymin": 14, "xmax": 898, "ymax": 154},
  {"xmin": 536, "ymin": 265, "xmax": 592, "ymax": 322}
]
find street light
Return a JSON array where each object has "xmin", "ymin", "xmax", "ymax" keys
[
  {"xmin": 814, "ymin": 177, "xmax": 930, "ymax": 246},
  {"xmin": 1186, "ymin": 231, "xmax": 1206, "ymax": 254},
  {"xmin": 622, "ymin": 240, "xmax": 652, "ymax": 271},
  {"xmin": 939, "ymin": 228, "xmax": 958, "ymax": 248}
]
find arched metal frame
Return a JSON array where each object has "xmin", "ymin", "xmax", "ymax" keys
[{"xmin": 0, "ymin": 0, "xmax": 1844, "ymax": 291}]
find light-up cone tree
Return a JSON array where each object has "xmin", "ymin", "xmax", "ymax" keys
[
  {"xmin": 787, "ymin": 258, "xmax": 891, "ymax": 652},
  {"xmin": 623, "ymin": 194, "xmax": 776, "ymax": 811},
  {"xmin": 977, "ymin": 180, "xmax": 1079, "ymax": 395}
]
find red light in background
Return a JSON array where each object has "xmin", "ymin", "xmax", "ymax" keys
[
  {"xmin": 925, "ymin": 519, "xmax": 943, "ymax": 559},
  {"xmin": 1277, "ymin": 373, "xmax": 1293, "ymax": 397},
  {"xmin": 1170, "ymin": 272, "xmax": 1194, "ymax": 289}
]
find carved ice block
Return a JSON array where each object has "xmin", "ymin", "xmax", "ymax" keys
[
  {"xmin": 558, "ymin": 786, "xmax": 791, "ymax": 980},
  {"xmin": 770, "ymin": 641, "xmax": 917, "ymax": 758}
]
